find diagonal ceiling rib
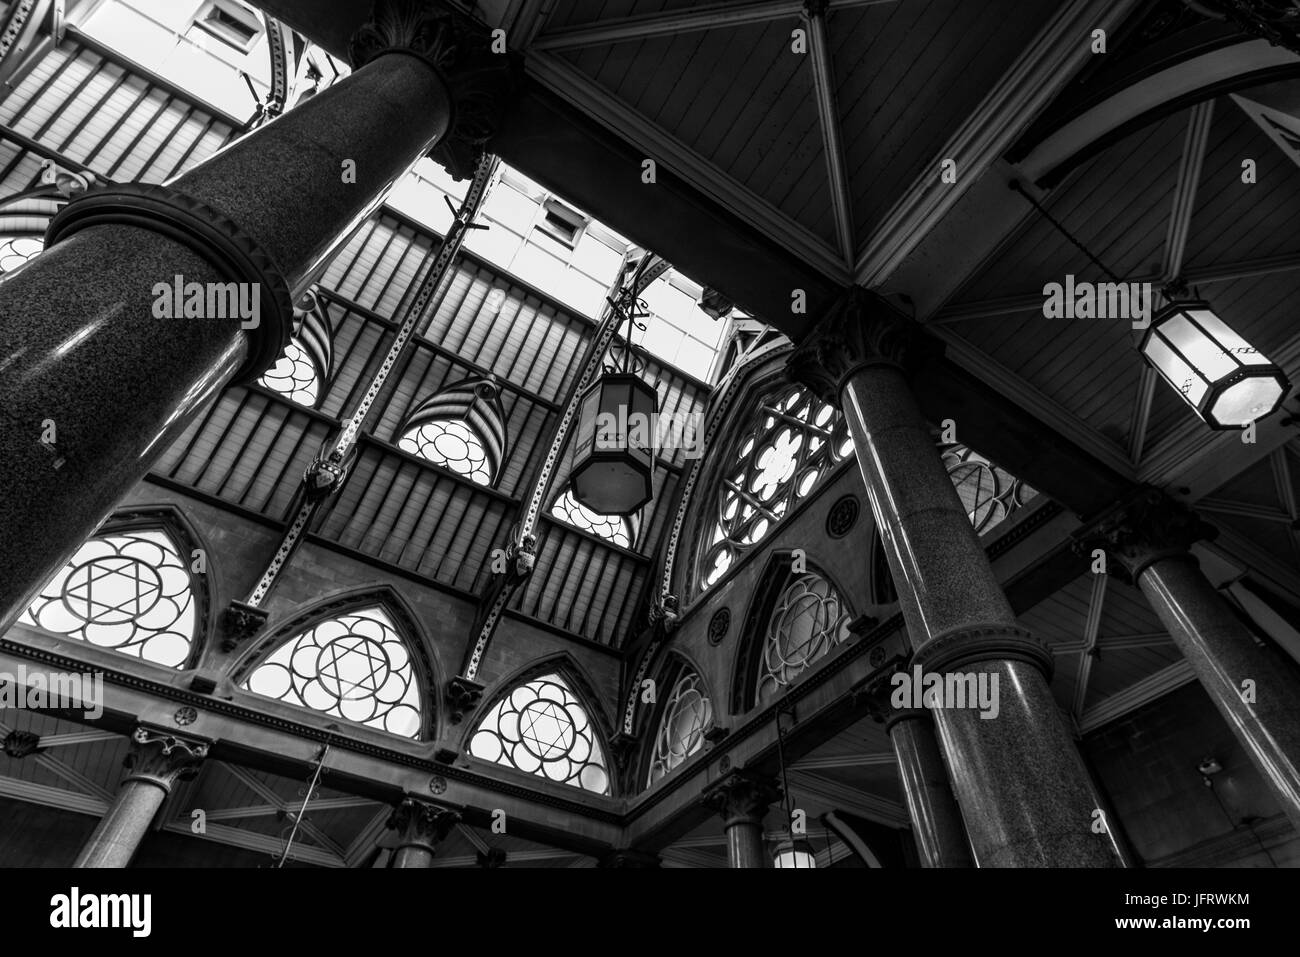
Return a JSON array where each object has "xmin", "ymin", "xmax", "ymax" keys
[{"xmin": 804, "ymin": 2, "xmax": 855, "ymax": 266}]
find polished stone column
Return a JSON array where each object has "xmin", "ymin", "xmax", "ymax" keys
[
  {"xmin": 703, "ymin": 770, "xmax": 781, "ymax": 868},
  {"xmin": 0, "ymin": 0, "xmax": 512, "ymax": 633},
  {"xmin": 74, "ymin": 728, "xmax": 208, "ymax": 868},
  {"xmin": 387, "ymin": 797, "xmax": 461, "ymax": 868},
  {"xmin": 863, "ymin": 669, "xmax": 972, "ymax": 866},
  {"xmin": 791, "ymin": 288, "xmax": 1124, "ymax": 867},
  {"xmin": 1078, "ymin": 489, "xmax": 1300, "ymax": 831}
]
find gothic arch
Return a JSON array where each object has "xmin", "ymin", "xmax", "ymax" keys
[
  {"xmin": 730, "ymin": 550, "xmax": 857, "ymax": 715},
  {"xmin": 17, "ymin": 503, "xmax": 217, "ymax": 670},
  {"xmin": 230, "ymin": 585, "xmax": 441, "ymax": 740},
  {"xmin": 462, "ymin": 652, "xmax": 617, "ymax": 796},
  {"xmin": 639, "ymin": 650, "xmax": 715, "ymax": 789}
]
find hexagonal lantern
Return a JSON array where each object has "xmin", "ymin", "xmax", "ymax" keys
[
  {"xmin": 1140, "ymin": 299, "xmax": 1290, "ymax": 430},
  {"xmin": 569, "ymin": 372, "xmax": 657, "ymax": 515}
]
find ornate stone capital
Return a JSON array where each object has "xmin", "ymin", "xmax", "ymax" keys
[
  {"xmin": 702, "ymin": 770, "xmax": 781, "ymax": 826},
  {"xmin": 2, "ymin": 730, "xmax": 41, "ymax": 758},
  {"xmin": 45, "ymin": 182, "xmax": 294, "ymax": 383},
  {"xmin": 221, "ymin": 599, "xmax": 268, "ymax": 652},
  {"xmin": 786, "ymin": 286, "xmax": 938, "ymax": 406},
  {"xmin": 387, "ymin": 797, "xmax": 461, "ymax": 851},
  {"xmin": 123, "ymin": 727, "xmax": 209, "ymax": 793},
  {"xmin": 1073, "ymin": 488, "xmax": 1216, "ymax": 584},
  {"xmin": 446, "ymin": 675, "xmax": 485, "ymax": 724},
  {"xmin": 1198, "ymin": 1, "xmax": 1300, "ymax": 57},
  {"xmin": 349, "ymin": 0, "xmax": 519, "ymax": 180}
]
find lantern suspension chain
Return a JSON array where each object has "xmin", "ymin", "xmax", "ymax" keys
[
  {"xmin": 242, "ymin": 154, "xmax": 499, "ymax": 610},
  {"xmin": 1008, "ymin": 180, "xmax": 1127, "ymax": 286},
  {"xmin": 275, "ymin": 738, "xmax": 332, "ymax": 868}
]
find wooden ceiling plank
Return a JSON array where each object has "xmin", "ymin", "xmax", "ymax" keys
[
  {"xmin": 525, "ymin": 50, "xmax": 850, "ymax": 281},
  {"xmin": 855, "ymin": 0, "xmax": 1146, "ymax": 285},
  {"xmin": 532, "ymin": 1, "xmax": 809, "ymax": 52}
]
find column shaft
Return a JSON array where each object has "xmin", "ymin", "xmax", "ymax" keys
[
  {"xmin": 725, "ymin": 819, "xmax": 768, "ymax": 869},
  {"xmin": 1141, "ymin": 556, "xmax": 1300, "ymax": 829},
  {"xmin": 0, "ymin": 34, "xmax": 454, "ymax": 632},
  {"xmin": 73, "ymin": 778, "xmax": 169, "ymax": 868},
  {"xmin": 840, "ymin": 361, "xmax": 1122, "ymax": 866},
  {"xmin": 888, "ymin": 714, "xmax": 973, "ymax": 867}
]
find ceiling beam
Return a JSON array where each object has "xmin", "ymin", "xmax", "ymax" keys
[
  {"xmin": 529, "ymin": 0, "xmax": 895, "ymax": 51},
  {"xmin": 1072, "ymin": 572, "xmax": 1108, "ymax": 720},
  {"xmin": 787, "ymin": 770, "xmax": 909, "ymax": 826},
  {"xmin": 792, "ymin": 752, "xmax": 896, "ymax": 772},
  {"xmin": 854, "ymin": 0, "xmax": 1146, "ymax": 285},
  {"xmin": 219, "ymin": 761, "xmax": 348, "ymax": 862},
  {"xmin": 804, "ymin": 3, "xmax": 854, "ymax": 267},
  {"xmin": 523, "ymin": 51, "xmax": 850, "ymax": 283},
  {"xmin": 1078, "ymin": 660, "xmax": 1195, "ymax": 733},
  {"xmin": 344, "ymin": 808, "xmax": 392, "ymax": 868}
]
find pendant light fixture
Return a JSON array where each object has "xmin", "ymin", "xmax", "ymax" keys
[
  {"xmin": 568, "ymin": 256, "xmax": 659, "ymax": 515},
  {"xmin": 1009, "ymin": 181, "xmax": 1290, "ymax": 431}
]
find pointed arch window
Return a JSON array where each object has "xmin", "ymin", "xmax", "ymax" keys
[
  {"xmin": 469, "ymin": 672, "xmax": 611, "ymax": 794},
  {"xmin": 647, "ymin": 666, "xmax": 712, "ymax": 786},
  {"xmin": 20, "ymin": 528, "xmax": 198, "ymax": 668},
  {"xmin": 398, "ymin": 376, "xmax": 507, "ymax": 487},
  {"xmin": 757, "ymin": 571, "xmax": 852, "ymax": 705},
  {"xmin": 551, "ymin": 485, "xmax": 636, "ymax": 548},
  {"xmin": 258, "ymin": 291, "xmax": 332, "ymax": 407},
  {"xmin": 700, "ymin": 384, "xmax": 852, "ymax": 592},
  {"xmin": 242, "ymin": 606, "xmax": 423, "ymax": 738}
]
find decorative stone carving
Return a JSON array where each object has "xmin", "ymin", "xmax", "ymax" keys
[
  {"xmin": 787, "ymin": 286, "xmax": 937, "ymax": 406},
  {"xmin": 348, "ymin": 0, "xmax": 518, "ymax": 180},
  {"xmin": 123, "ymin": 727, "xmax": 209, "ymax": 792},
  {"xmin": 707, "ymin": 607, "xmax": 731, "ymax": 645},
  {"xmin": 1197, "ymin": 0, "xmax": 1300, "ymax": 56},
  {"xmin": 2, "ymin": 730, "xmax": 41, "ymax": 758},
  {"xmin": 45, "ymin": 182, "xmax": 294, "ymax": 383},
  {"xmin": 702, "ymin": 770, "xmax": 782, "ymax": 826},
  {"xmin": 221, "ymin": 600, "xmax": 269, "ymax": 652},
  {"xmin": 1073, "ymin": 487, "xmax": 1216, "ymax": 584},
  {"xmin": 446, "ymin": 675, "xmax": 485, "ymax": 724},
  {"xmin": 387, "ymin": 797, "xmax": 461, "ymax": 850},
  {"xmin": 609, "ymin": 731, "xmax": 638, "ymax": 772},
  {"xmin": 302, "ymin": 450, "xmax": 351, "ymax": 500},
  {"xmin": 648, "ymin": 593, "xmax": 680, "ymax": 636}
]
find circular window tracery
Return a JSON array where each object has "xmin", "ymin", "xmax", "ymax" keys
[{"xmin": 399, "ymin": 418, "xmax": 493, "ymax": 485}]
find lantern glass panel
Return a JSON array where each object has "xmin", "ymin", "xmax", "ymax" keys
[
  {"xmin": 1186, "ymin": 308, "xmax": 1269, "ymax": 368},
  {"xmin": 1160, "ymin": 311, "xmax": 1236, "ymax": 381},
  {"xmin": 1211, "ymin": 377, "xmax": 1287, "ymax": 428},
  {"xmin": 1143, "ymin": 333, "xmax": 1209, "ymax": 407},
  {"xmin": 773, "ymin": 843, "xmax": 817, "ymax": 868}
]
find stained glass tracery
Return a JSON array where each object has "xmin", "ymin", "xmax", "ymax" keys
[
  {"xmin": 551, "ymin": 486, "xmax": 635, "ymax": 547},
  {"xmin": 0, "ymin": 236, "xmax": 44, "ymax": 275},
  {"xmin": 700, "ymin": 384, "xmax": 851, "ymax": 591},
  {"xmin": 20, "ymin": 528, "xmax": 197, "ymax": 668},
  {"xmin": 469, "ymin": 673, "xmax": 611, "ymax": 794},
  {"xmin": 648, "ymin": 669, "xmax": 712, "ymax": 785},
  {"xmin": 258, "ymin": 338, "xmax": 321, "ymax": 406},
  {"xmin": 757, "ymin": 572, "xmax": 852, "ymax": 704},
  {"xmin": 399, "ymin": 418, "xmax": 494, "ymax": 485},
  {"xmin": 242, "ymin": 606, "xmax": 423, "ymax": 738}
]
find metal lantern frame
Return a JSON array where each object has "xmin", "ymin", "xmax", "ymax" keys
[{"xmin": 1139, "ymin": 297, "xmax": 1290, "ymax": 430}]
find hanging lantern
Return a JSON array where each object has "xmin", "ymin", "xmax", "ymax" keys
[
  {"xmin": 569, "ymin": 372, "xmax": 658, "ymax": 515},
  {"xmin": 773, "ymin": 839, "xmax": 817, "ymax": 869},
  {"xmin": 1140, "ymin": 299, "xmax": 1290, "ymax": 429}
]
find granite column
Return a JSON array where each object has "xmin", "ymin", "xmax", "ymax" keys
[
  {"xmin": 791, "ymin": 288, "xmax": 1124, "ymax": 867},
  {"xmin": 74, "ymin": 728, "xmax": 208, "ymax": 868}
]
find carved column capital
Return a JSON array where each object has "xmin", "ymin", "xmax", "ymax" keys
[
  {"xmin": 787, "ymin": 286, "xmax": 938, "ymax": 406},
  {"xmin": 387, "ymin": 797, "xmax": 461, "ymax": 851},
  {"xmin": 123, "ymin": 727, "xmax": 209, "ymax": 793},
  {"xmin": 1073, "ymin": 488, "xmax": 1217, "ymax": 583},
  {"xmin": 349, "ymin": 0, "xmax": 518, "ymax": 180},
  {"xmin": 703, "ymin": 770, "xmax": 781, "ymax": 827}
]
